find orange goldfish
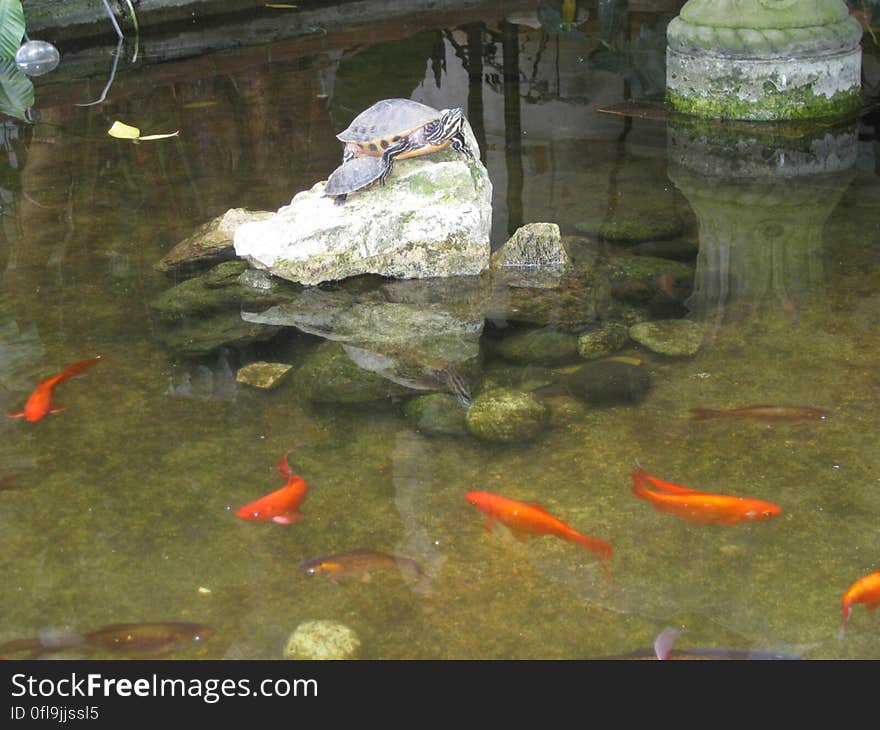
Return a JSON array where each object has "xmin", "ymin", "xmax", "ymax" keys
[
  {"xmin": 236, "ymin": 452, "xmax": 308, "ymax": 524},
  {"xmin": 841, "ymin": 571, "xmax": 880, "ymax": 630},
  {"xmin": 630, "ymin": 465, "xmax": 781, "ymax": 526},
  {"xmin": 8, "ymin": 356, "xmax": 102, "ymax": 422},
  {"xmin": 465, "ymin": 490, "xmax": 613, "ymax": 575}
]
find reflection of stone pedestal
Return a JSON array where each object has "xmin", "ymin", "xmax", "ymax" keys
[
  {"xmin": 667, "ymin": 119, "xmax": 857, "ymax": 327},
  {"xmin": 666, "ymin": 0, "xmax": 862, "ymax": 120}
]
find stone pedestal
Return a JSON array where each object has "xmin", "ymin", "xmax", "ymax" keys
[{"xmin": 666, "ymin": 0, "xmax": 863, "ymax": 120}]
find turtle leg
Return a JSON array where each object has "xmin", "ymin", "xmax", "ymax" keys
[
  {"xmin": 450, "ymin": 130, "xmax": 475, "ymax": 160},
  {"xmin": 334, "ymin": 194, "xmax": 348, "ymax": 206},
  {"xmin": 377, "ymin": 139, "xmax": 410, "ymax": 185}
]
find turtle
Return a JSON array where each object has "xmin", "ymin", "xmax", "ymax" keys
[
  {"xmin": 336, "ymin": 98, "xmax": 475, "ymax": 185},
  {"xmin": 323, "ymin": 155, "xmax": 386, "ymax": 205}
]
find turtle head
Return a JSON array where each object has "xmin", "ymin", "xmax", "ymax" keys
[{"xmin": 426, "ymin": 107, "xmax": 464, "ymax": 145}]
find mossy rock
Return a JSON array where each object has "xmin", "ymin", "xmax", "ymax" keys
[
  {"xmin": 560, "ymin": 361, "xmax": 651, "ymax": 406},
  {"xmin": 465, "ymin": 387, "xmax": 549, "ymax": 443},
  {"xmin": 403, "ymin": 393, "xmax": 469, "ymax": 436}
]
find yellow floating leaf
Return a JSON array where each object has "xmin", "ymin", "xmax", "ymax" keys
[
  {"xmin": 107, "ymin": 120, "xmax": 141, "ymax": 139},
  {"xmin": 107, "ymin": 120, "xmax": 180, "ymax": 143}
]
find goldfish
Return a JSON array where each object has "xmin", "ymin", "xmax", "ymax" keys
[
  {"xmin": 841, "ymin": 571, "xmax": 880, "ymax": 631},
  {"xmin": 465, "ymin": 490, "xmax": 613, "ymax": 575},
  {"xmin": 299, "ymin": 548, "xmax": 423, "ymax": 582},
  {"xmin": 689, "ymin": 405, "xmax": 830, "ymax": 422},
  {"xmin": 236, "ymin": 452, "xmax": 308, "ymax": 524},
  {"xmin": 8, "ymin": 356, "xmax": 103, "ymax": 422},
  {"xmin": 0, "ymin": 621, "xmax": 214, "ymax": 659},
  {"xmin": 630, "ymin": 465, "xmax": 782, "ymax": 526}
]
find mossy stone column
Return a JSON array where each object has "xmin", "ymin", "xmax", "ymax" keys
[{"xmin": 666, "ymin": 0, "xmax": 863, "ymax": 120}]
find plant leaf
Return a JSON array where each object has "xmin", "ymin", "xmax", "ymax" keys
[
  {"xmin": 0, "ymin": 58, "xmax": 34, "ymax": 121},
  {"xmin": 108, "ymin": 120, "xmax": 142, "ymax": 139},
  {"xmin": 0, "ymin": 0, "xmax": 25, "ymax": 60},
  {"xmin": 108, "ymin": 120, "xmax": 179, "ymax": 142}
]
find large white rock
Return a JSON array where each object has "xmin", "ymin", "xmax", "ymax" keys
[{"xmin": 234, "ymin": 130, "xmax": 492, "ymax": 285}]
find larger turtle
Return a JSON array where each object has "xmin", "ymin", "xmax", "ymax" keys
[{"xmin": 336, "ymin": 98, "xmax": 475, "ymax": 186}]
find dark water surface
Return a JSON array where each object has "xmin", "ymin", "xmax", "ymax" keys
[{"xmin": 1, "ymin": 3, "xmax": 879, "ymax": 660}]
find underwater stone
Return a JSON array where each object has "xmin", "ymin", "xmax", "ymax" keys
[
  {"xmin": 234, "ymin": 121, "xmax": 491, "ymax": 285},
  {"xmin": 465, "ymin": 387, "xmax": 549, "ymax": 443},
  {"xmin": 577, "ymin": 323, "xmax": 631, "ymax": 360},
  {"xmin": 403, "ymin": 393, "xmax": 469, "ymax": 436},
  {"xmin": 576, "ymin": 212, "xmax": 684, "ymax": 244},
  {"xmin": 283, "ymin": 620, "xmax": 360, "ymax": 660},
  {"xmin": 295, "ymin": 341, "xmax": 414, "ymax": 403},
  {"xmin": 490, "ymin": 222, "xmax": 567, "ymax": 268},
  {"xmin": 235, "ymin": 362, "xmax": 294, "ymax": 390},
  {"xmin": 561, "ymin": 361, "xmax": 651, "ymax": 405},
  {"xmin": 629, "ymin": 319, "xmax": 705, "ymax": 356},
  {"xmin": 156, "ymin": 208, "xmax": 273, "ymax": 276},
  {"xmin": 494, "ymin": 327, "xmax": 580, "ymax": 365},
  {"xmin": 607, "ymin": 255, "xmax": 694, "ymax": 306}
]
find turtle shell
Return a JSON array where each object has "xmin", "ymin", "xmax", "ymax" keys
[
  {"xmin": 324, "ymin": 155, "xmax": 385, "ymax": 196},
  {"xmin": 336, "ymin": 98, "xmax": 443, "ymax": 151}
]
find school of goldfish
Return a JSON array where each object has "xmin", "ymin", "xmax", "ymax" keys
[{"xmin": 5, "ymin": 359, "xmax": 878, "ymax": 657}]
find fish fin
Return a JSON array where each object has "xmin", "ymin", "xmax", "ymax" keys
[
  {"xmin": 6, "ymin": 411, "xmax": 25, "ymax": 419},
  {"xmin": 271, "ymin": 510, "xmax": 302, "ymax": 525},
  {"xmin": 653, "ymin": 627, "xmax": 682, "ymax": 660},
  {"xmin": 510, "ymin": 529, "xmax": 529, "ymax": 543},
  {"xmin": 483, "ymin": 516, "xmax": 496, "ymax": 531},
  {"xmin": 48, "ymin": 406, "xmax": 64, "ymax": 415}
]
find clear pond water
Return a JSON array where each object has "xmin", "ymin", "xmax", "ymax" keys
[{"xmin": 1, "ymin": 3, "xmax": 879, "ymax": 660}]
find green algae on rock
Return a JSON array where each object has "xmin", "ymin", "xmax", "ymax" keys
[
  {"xmin": 465, "ymin": 387, "xmax": 549, "ymax": 443},
  {"xmin": 666, "ymin": 0, "xmax": 863, "ymax": 121}
]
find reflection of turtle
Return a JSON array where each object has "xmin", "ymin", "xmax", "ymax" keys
[
  {"xmin": 336, "ymin": 98, "xmax": 474, "ymax": 184},
  {"xmin": 323, "ymin": 156, "xmax": 385, "ymax": 205}
]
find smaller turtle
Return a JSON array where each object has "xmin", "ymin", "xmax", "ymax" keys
[
  {"xmin": 323, "ymin": 155, "xmax": 386, "ymax": 205},
  {"xmin": 337, "ymin": 98, "xmax": 474, "ymax": 185}
]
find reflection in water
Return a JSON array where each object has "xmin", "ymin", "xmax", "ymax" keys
[
  {"xmin": 0, "ymin": 4, "xmax": 878, "ymax": 660},
  {"xmin": 669, "ymin": 120, "xmax": 858, "ymax": 332}
]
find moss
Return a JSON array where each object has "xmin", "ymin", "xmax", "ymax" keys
[{"xmin": 666, "ymin": 86, "xmax": 862, "ymax": 122}]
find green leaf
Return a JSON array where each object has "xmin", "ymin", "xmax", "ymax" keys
[
  {"xmin": 0, "ymin": 58, "xmax": 34, "ymax": 121},
  {"xmin": 0, "ymin": 0, "xmax": 26, "ymax": 60}
]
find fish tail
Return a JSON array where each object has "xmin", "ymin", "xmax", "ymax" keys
[
  {"xmin": 568, "ymin": 530, "xmax": 614, "ymax": 562},
  {"xmin": 277, "ymin": 452, "xmax": 292, "ymax": 479},
  {"xmin": 689, "ymin": 407, "xmax": 721, "ymax": 420},
  {"xmin": 56, "ymin": 356, "xmax": 102, "ymax": 383}
]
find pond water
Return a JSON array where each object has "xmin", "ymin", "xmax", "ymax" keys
[{"xmin": 1, "ymin": 2, "xmax": 879, "ymax": 660}]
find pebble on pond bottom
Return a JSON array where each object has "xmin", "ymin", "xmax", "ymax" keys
[{"xmin": 283, "ymin": 620, "xmax": 361, "ymax": 660}]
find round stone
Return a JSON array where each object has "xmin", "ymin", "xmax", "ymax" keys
[{"xmin": 283, "ymin": 620, "xmax": 361, "ymax": 660}]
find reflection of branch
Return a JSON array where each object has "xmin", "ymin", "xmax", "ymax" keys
[{"xmin": 75, "ymin": 36, "xmax": 123, "ymax": 107}]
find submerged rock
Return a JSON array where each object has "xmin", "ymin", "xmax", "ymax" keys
[
  {"xmin": 235, "ymin": 362, "xmax": 294, "ymax": 390},
  {"xmin": 629, "ymin": 319, "xmax": 705, "ymax": 357},
  {"xmin": 465, "ymin": 387, "xmax": 549, "ymax": 443},
  {"xmin": 295, "ymin": 341, "xmax": 417, "ymax": 403},
  {"xmin": 234, "ymin": 122, "xmax": 492, "ymax": 285},
  {"xmin": 403, "ymin": 393, "xmax": 469, "ymax": 436},
  {"xmin": 283, "ymin": 620, "xmax": 360, "ymax": 660},
  {"xmin": 156, "ymin": 208, "xmax": 273, "ymax": 276},
  {"xmin": 493, "ymin": 326, "xmax": 580, "ymax": 365},
  {"xmin": 577, "ymin": 322, "xmax": 631, "ymax": 360},
  {"xmin": 490, "ymin": 222, "xmax": 567, "ymax": 270},
  {"xmin": 558, "ymin": 360, "xmax": 651, "ymax": 405}
]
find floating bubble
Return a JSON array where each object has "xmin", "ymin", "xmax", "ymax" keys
[{"xmin": 14, "ymin": 40, "xmax": 60, "ymax": 77}]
